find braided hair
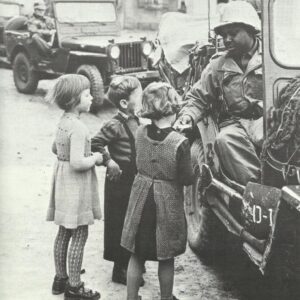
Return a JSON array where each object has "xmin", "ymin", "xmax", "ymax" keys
[{"xmin": 261, "ymin": 77, "xmax": 300, "ymax": 164}]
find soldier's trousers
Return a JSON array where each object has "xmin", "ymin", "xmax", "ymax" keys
[
  {"xmin": 32, "ymin": 33, "xmax": 52, "ymax": 56},
  {"xmin": 214, "ymin": 118, "xmax": 262, "ymax": 185}
]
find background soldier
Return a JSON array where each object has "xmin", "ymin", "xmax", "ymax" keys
[
  {"xmin": 175, "ymin": 1, "xmax": 263, "ymax": 186},
  {"xmin": 27, "ymin": 1, "xmax": 55, "ymax": 56}
]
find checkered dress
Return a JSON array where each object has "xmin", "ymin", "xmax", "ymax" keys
[{"xmin": 121, "ymin": 125, "xmax": 188, "ymax": 260}]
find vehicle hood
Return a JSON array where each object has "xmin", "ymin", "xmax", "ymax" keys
[{"xmin": 61, "ymin": 34, "xmax": 145, "ymax": 52}]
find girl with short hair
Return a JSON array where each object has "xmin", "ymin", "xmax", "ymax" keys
[{"xmin": 46, "ymin": 74, "xmax": 103, "ymax": 300}]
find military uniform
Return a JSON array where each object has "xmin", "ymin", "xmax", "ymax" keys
[
  {"xmin": 27, "ymin": 13, "xmax": 55, "ymax": 56},
  {"xmin": 180, "ymin": 39, "xmax": 263, "ymax": 185}
]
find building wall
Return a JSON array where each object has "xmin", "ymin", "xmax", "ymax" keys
[{"xmin": 121, "ymin": 0, "xmax": 178, "ymax": 30}]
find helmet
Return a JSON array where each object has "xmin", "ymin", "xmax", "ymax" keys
[
  {"xmin": 214, "ymin": 1, "xmax": 261, "ymax": 35},
  {"xmin": 34, "ymin": 1, "xmax": 46, "ymax": 10}
]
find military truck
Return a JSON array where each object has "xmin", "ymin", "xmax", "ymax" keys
[
  {"xmin": 4, "ymin": 0, "xmax": 159, "ymax": 112},
  {"xmin": 154, "ymin": 0, "xmax": 300, "ymax": 298}
]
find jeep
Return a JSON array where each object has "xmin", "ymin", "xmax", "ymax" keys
[
  {"xmin": 4, "ymin": 0, "xmax": 160, "ymax": 112},
  {"xmin": 155, "ymin": 0, "xmax": 300, "ymax": 298}
]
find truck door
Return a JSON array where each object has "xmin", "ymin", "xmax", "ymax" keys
[{"xmin": 262, "ymin": 0, "xmax": 300, "ymax": 187}]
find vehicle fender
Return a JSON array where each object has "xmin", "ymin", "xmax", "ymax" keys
[
  {"xmin": 260, "ymin": 185, "xmax": 300, "ymax": 280},
  {"xmin": 9, "ymin": 44, "xmax": 30, "ymax": 63},
  {"xmin": 67, "ymin": 51, "xmax": 107, "ymax": 73}
]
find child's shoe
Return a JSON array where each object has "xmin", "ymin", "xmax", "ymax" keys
[
  {"xmin": 52, "ymin": 275, "xmax": 68, "ymax": 295},
  {"xmin": 64, "ymin": 282, "xmax": 100, "ymax": 300},
  {"xmin": 112, "ymin": 264, "xmax": 127, "ymax": 285}
]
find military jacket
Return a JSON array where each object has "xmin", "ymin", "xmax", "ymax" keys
[
  {"xmin": 180, "ymin": 39, "xmax": 263, "ymax": 124},
  {"xmin": 27, "ymin": 13, "xmax": 55, "ymax": 39}
]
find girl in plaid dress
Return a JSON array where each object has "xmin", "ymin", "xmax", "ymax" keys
[
  {"xmin": 46, "ymin": 74, "xmax": 103, "ymax": 300},
  {"xmin": 121, "ymin": 82, "xmax": 194, "ymax": 300}
]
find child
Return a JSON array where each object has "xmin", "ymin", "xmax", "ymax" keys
[
  {"xmin": 46, "ymin": 74, "xmax": 102, "ymax": 300},
  {"xmin": 91, "ymin": 75, "xmax": 144, "ymax": 285},
  {"xmin": 121, "ymin": 82, "xmax": 194, "ymax": 300}
]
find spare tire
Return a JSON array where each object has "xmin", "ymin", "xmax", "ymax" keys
[
  {"xmin": 76, "ymin": 64, "xmax": 104, "ymax": 113},
  {"xmin": 5, "ymin": 16, "xmax": 28, "ymax": 31}
]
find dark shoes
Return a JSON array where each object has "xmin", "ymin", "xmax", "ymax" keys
[
  {"xmin": 112, "ymin": 264, "xmax": 145, "ymax": 286},
  {"xmin": 52, "ymin": 275, "xmax": 68, "ymax": 295},
  {"xmin": 64, "ymin": 282, "xmax": 100, "ymax": 300},
  {"xmin": 112, "ymin": 264, "xmax": 127, "ymax": 285}
]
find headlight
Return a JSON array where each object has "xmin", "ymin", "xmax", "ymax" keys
[
  {"xmin": 142, "ymin": 42, "xmax": 152, "ymax": 56},
  {"xmin": 109, "ymin": 45, "xmax": 120, "ymax": 59}
]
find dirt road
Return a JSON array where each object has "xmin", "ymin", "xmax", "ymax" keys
[{"xmin": 0, "ymin": 68, "xmax": 264, "ymax": 300}]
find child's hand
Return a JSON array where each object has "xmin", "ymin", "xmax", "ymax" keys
[
  {"xmin": 93, "ymin": 153, "xmax": 103, "ymax": 166},
  {"xmin": 106, "ymin": 160, "xmax": 122, "ymax": 181}
]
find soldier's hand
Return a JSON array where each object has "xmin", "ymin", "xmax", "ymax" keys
[{"xmin": 173, "ymin": 115, "xmax": 193, "ymax": 132}]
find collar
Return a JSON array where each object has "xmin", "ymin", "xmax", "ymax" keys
[
  {"xmin": 221, "ymin": 38, "xmax": 262, "ymax": 73},
  {"xmin": 64, "ymin": 112, "xmax": 80, "ymax": 119},
  {"xmin": 118, "ymin": 110, "xmax": 129, "ymax": 120},
  {"xmin": 118, "ymin": 110, "xmax": 138, "ymax": 121}
]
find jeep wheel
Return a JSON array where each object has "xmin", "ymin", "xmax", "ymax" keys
[
  {"xmin": 76, "ymin": 64, "xmax": 104, "ymax": 113},
  {"xmin": 13, "ymin": 52, "xmax": 39, "ymax": 94},
  {"xmin": 185, "ymin": 138, "xmax": 226, "ymax": 261}
]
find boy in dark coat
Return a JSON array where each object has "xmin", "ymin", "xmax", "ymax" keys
[{"xmin": 91, "ymin": 76, "xmax": 143, "ymax": 285}]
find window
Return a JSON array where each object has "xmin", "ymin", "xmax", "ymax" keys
[
  {"xmin": 271, "ymin": 0, "xmax": 300, "ymax": 67},
  {"xmin": 138, "ymin": 0, "xmax": 169, "ymax": 9},
  {"xmin": 55, "ymin": 2, "xmax": 116, "ymax": 23}
]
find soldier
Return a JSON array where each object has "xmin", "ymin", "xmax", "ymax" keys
[
  {"xmin": 27, "ymin": 1, "xmax": 55, "ymax": 56},
  {"xmin": 174, "ymin": 1, "xmax": 263, "ymax": 186}
]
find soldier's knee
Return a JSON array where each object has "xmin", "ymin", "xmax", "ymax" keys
[{"xmin": 31, "ymin": 33, "xmax": 40, "ymax": 41}]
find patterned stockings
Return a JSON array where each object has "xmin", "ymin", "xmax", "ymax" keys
[{"xmin": 54, "ymin": 225, "xmax": 88, "ymax": 287}]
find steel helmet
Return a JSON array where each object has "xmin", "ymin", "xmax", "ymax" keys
[
  {"xmin": 34, "ymin": 1, "xmax": 46, "ymax": 10},
  {"xmin": 214, "ymin": 1, "xmax": 261, "ymax": 35}
]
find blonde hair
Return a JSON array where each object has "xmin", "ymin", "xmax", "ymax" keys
[
  {"xmin": 46, "ymin": 74, "xmax": 90, "ymax": 111},
  {"xmin": 139, "ymin": 82, "xmax": 182, "ymax": 120},
  {"xmin": 107, "ymin": 75, "xmax": 141, "ymax": 109}
]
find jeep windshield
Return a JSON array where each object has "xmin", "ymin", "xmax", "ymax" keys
[
  {"xmin": 272, "ymin": 0, "xmax": 300, "ymax": 67},
  {"xmin": 0, "ymin": 3, "xmax": 20, "ymax": 18},
  {"xmin": 55, "ymin": 2, "xmax": 116, "ymax": 23}
]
